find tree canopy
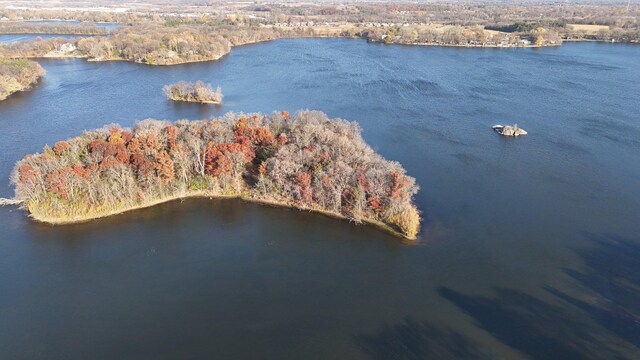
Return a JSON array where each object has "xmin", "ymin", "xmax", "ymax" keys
[{"xmin": 12, "ymin": 111, "xmax": 420, "ymax": 239}]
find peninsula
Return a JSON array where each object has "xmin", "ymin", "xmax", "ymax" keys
[
  {"xmin": 0, "ymin": 58, "xmax": 44, "ymax": 101},
  {"xmin": 10, "ymin": 111, "xmax": 420, "ymax": 239}
]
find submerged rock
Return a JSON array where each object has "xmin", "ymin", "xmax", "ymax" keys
[{"xmin": 492, "ymin": 124, "xmax": 528, "ymax": 137}]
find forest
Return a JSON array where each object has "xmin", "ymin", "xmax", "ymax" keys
[
  {"xmin": 0, "ymin": 22, "xmax": 107, "ymax": 35},
  {"xmin": 164, "ymin": 81, "xmax": 223, "ymax": 104},
  {"xmin": 11, "ymin": 111, "xmax": 421, "ymax": 239},
  {"xmin": 0, "ymin": 58, "xmax": 44, "ymax": 101}
]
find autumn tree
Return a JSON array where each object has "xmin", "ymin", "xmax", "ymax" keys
[{"xmin": 155, "ymin": 152, "xmax": 175, "ymax": 184}]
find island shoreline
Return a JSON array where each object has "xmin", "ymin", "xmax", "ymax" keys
[{"xmin": 26, "ymin": 191, "xmax": 416, "ymax": 240}]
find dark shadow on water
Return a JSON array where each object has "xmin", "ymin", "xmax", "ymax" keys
[
  {"xmin": 0, "ymin": 81, "xmax": 43, "ymax": 111},
  {"xmin": 167, "ymin": 99, "xmax": 219, "ymax": 119},
  {"xmin": 547, "ymin": 233, "xmax": 640, "ymax": 349},
  {"xmin": 26, "ymin": 197, "xmax": 412, "ymax": 247},
  {"xmin": 26, "ymin": 197, "xmax": 251, "ymax": 247},
  {"xmin": 354, "ymin": 317, "xmax": 495, "ymax": 360},
  {"xmin": 438, "ymin": 286, "xmax": 635, "ymax": 360}
]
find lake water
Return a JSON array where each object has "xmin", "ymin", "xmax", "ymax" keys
[{"xmin": 0, "ymin": 39, "xmax": 639, "ymax": 359}]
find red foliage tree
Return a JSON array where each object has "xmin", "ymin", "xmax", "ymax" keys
[
  {"xmin": 321, "ymin": 174, "xmax": 333, "ymax": 188},
  {"xmin": 89, "ymin": 139, "xmax": 109, "ymax": 158},
  {"xmin": 203, "ymin": 146, "xmax": 232, "ymax": 177},
  {"xmin": 90, "ymin": 138, "xmax": 129, "ymax": 166},
  {"xmin": 252, "ymin": 127, "xmax": 275, "ymax": 146},
  {"xmin": 357, "ymin": 172, "xmax": 370, "ymax": 191},
  {"xmin": 154, "ymin": 151, "xmax": 175, "ymax": 184},
  {"xmin": 130, "ymin": 152, "xmax": 155, "ymax": 177},
  {"xmin": 249, "ymin": 115, "xmax": 260, "ymax": 127},
  {"xmin": 234, "ymin": 117, "xmax": 255, "ymax": 145},
  {"xmin": 71, "ymin": 164, "xmax": 90, "ymax": 179},
  {"xmin": 53, "ymin": 141, "xmax": 70, "ymax": 156},
  {"xmin": 165, "ymin": 125, "xmax": 177, "ymax": 151},
  {"xmin": 45, "ymin": 166, "xmax": 73, "ymax": 199},
  {"xmin": 276, "ymin": 133, "xmax": 287, "ymax": 145},
  {"xmin": 86, "ymin": 163, "xmax": 99, "ymax": 174},
  {"xmin": 18, "ymin": 163, "xmax": 38, "ymax": 184},
  {"xmin": 114, "ymin": 144, "xmax": 129, "ymax": 164},
  {"xmin": 138, "ymin": 133, "xmax": 160, "ymax": 154},
  {"xmin": 99, "ymin": 156, "xmax": 121, "ymax": 171},
  {"xmin": 296, "ymin": 171, "xmax": 312, "ymax": 204},
  {"xmin": 390, "ymin": 171, "xmax": 410, "ymax": 201},
  {"xmin": 232, "ymin": 143, "xmax": 254, "ymax": 162},
  {"xmin": 235, "ymin": 134, "xmax": 252, "ymax": 146},
  {"xmin": 120, "ymin": 131, "xmax": 132, "ymax": 144},
  {"xmin": 126, "ymin": 137, "xmax": 141, "ymax": 153},
  {"xmin": 368, "ymin": 195, "xmax": 382, "ymax": 214},
  {"xmin": 202, "ymin": 143, "xmax": 255, "ymax": 177}
]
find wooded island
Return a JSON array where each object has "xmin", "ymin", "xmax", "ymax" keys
[
  {"xmin": 11, "ymin": 111, "xmax": 420, "ymax": 239},
  {"xmin": 164, "ymin": 81, "xmax": 223, "ymax": 104}
]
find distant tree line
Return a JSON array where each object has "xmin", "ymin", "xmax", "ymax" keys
[
  {"xmin": 0, "ymin": 58, "xmax": 44, "ymax": 101},
  {"xmin": 0, "ymin": 9, "xmax": 139, "ymax": 24},
  {"xmin": 0, "ymin": 22, "xmax": 107, "ymax": 35},
  {"xmin": 485, "ymin": 22, "xmax": 542, "ymax": 33},
  {"xmin": 12, "ymin": 111, "xmax": 421, "ymax": 239},
  {"xmin": 1, "ymin": 2, "xmax": 638, "ymax": 36},
  {"xmin": 361, "ymin": 25, "xmax": 563, "ymax": 47}
]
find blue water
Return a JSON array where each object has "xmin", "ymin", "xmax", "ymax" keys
[{"xmin": 0, "ymin": 39, "xmax": 639, "ymax": 359}]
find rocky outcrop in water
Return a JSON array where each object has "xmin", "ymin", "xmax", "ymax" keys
[{"xmin": 492, "ymin": 124, "xmax": 528, "ymax": 137}]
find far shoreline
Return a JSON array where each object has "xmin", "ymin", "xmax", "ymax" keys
[{"xmin": 8, "ymin": 35, "xmax": 622, "ymax": 67}]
